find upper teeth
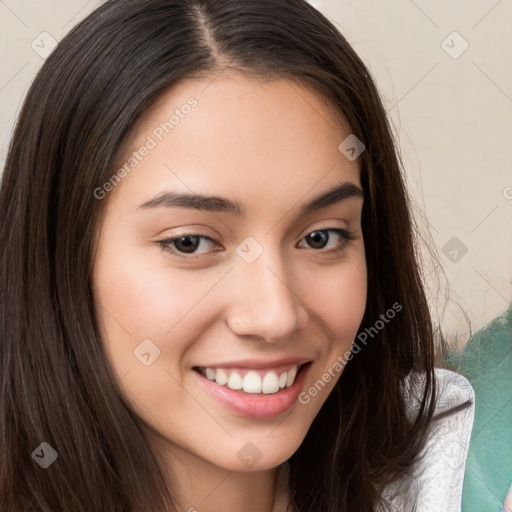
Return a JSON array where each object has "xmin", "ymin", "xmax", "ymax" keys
[{"xmin": 203, "ymin": 365, "xmax": 299, "ymax": 394}]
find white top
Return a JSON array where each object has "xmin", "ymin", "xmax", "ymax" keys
[
  {"xmin": 273, "ymin": 368, "xmax": 475, "ymax": 512},
  {"xmin": 378, "ymin": 368, "xmax": 475, "ymax": 512}
]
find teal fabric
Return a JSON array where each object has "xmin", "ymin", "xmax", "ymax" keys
[{"xmin": 445, "ymin": 306, "xmax": 512, "ymax": 512}]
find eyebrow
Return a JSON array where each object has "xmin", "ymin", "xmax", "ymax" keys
[{"xmin": 137, "ymin": 181, "xmax": 364, "ymax": 217}]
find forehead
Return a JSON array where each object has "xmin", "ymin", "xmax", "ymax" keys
[
  {"xmin": 139, "ymin": 70, "xmax": 349, "ymax": 136},
  {"xmin": 107, "ymin": 72, "xmax": 361, "ymax": 212}
]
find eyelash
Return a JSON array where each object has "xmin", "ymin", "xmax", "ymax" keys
[{"xmin": 156, "ymin": 228, "xmax": 355, "ymax": 260}]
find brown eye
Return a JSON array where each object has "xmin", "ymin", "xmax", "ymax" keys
[
  {"xmin": 157, "ymin": 233, "xmax": 219, "ymax": 258},
  {"xmin": 299, "ymin": 228, "xmax": 354, "ymax": 252},
  {"xmin": 173, "ymin": 235, "xmax": 201, "ymax": 253},
  {"xmin": 305, "ymin": 230, "xmax": 329, "ymax": 249}
]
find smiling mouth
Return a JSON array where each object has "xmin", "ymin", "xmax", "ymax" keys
[{"xmin": 193, "ymin": 363, "xmax": 311, "ymax": 395}]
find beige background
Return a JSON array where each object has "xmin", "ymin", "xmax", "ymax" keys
[{"xmin": 1, "ymin": 0, "xmax": 511, "ymax": 345}]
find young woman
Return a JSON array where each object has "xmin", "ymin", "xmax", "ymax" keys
[{"xmin": 0, "ymin": 0, "xmax": 474, "ymax": 510}]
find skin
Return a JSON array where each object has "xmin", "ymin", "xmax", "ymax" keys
[{"xmin": 92, "ymin": 71, "xmax": 367, "ymax": 512}]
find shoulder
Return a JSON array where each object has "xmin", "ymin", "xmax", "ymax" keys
[
  {"xmin": 419, "ymin": 368, "xmax": 475, "ymax": 481},
  {"xmin": 378, "ymin": 368, "xmax": 475, "ymax": 512},
  {"xmin": 404, "ymin": 366, "xmax": 475, "ymax": 411}
]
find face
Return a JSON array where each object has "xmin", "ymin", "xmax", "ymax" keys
[{"xmin": 92, "ymin": 72, "xmax": 367, "ymax": 475}]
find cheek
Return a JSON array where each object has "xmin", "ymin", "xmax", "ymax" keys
[
  {"xmin": 93, "ymin": 245, "xmax": 221, "ymax": 337},
  {"xmin": 91, "ymin": 243, "xmax": 232, "ymax": 391},
  {"xmin": 92, "ymin": 245, "xmax": 215, "ymax": 419},
  {"xmin": 301, "ymin": 258, "xmax": 367, "ymax": 343}
]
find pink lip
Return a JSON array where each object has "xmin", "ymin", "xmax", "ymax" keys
[
  {"xmin": 193, "ymin": 362, "xmax": 312, "ymax": 419},
  {"xmin": 195, "ymin": 356, "xmax": 312, "ymax": 370}
]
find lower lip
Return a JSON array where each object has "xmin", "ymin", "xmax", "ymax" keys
[{"xmin": 194, "ymin": 363, "xmax": 311, "ymax": 419}]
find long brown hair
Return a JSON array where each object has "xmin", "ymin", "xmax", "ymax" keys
[{"xmin": 0, "ymin": 1, "xmax": 437, "ymax": 510}]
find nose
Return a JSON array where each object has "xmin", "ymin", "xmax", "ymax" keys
[{"xmin": 225, "ymin": 244, "xmax": 309, "ymax": 343}]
